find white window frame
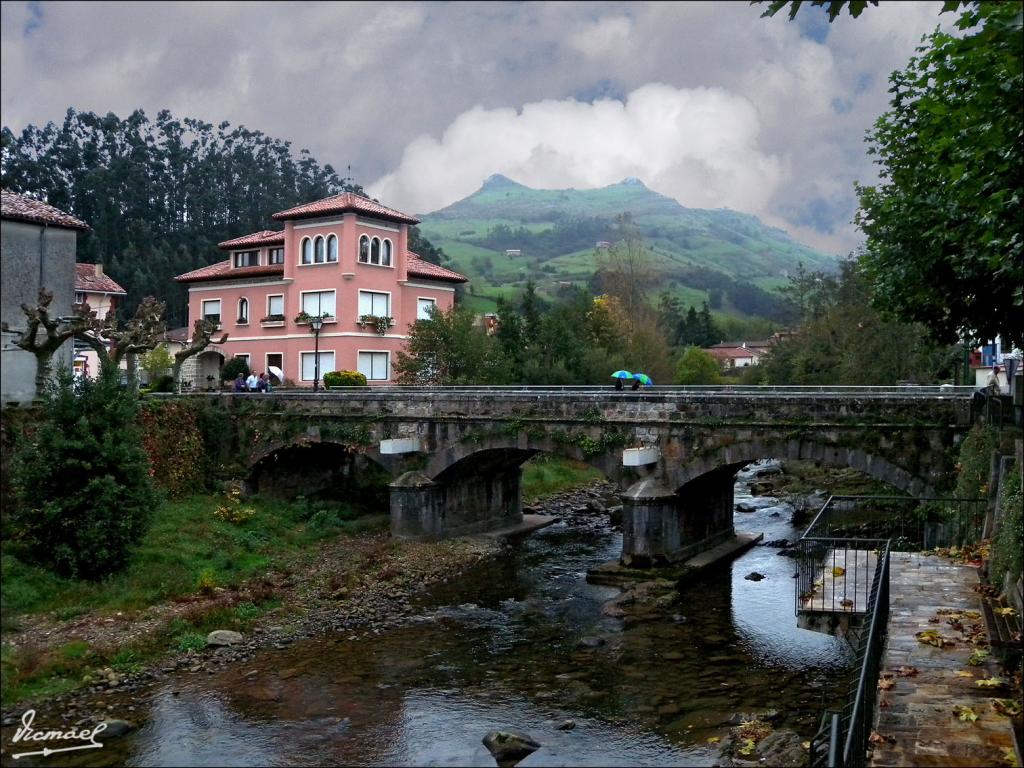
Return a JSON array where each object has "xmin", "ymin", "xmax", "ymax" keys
[
  {"xmin": 201, "ymin": 299, "xmax": 222, "ymax": 325},
  {"xmin": 417, "ymin": 296, "xmax": 437, "ymax": 321},
  {"xmin": 313, "ymin": 235, "xmax": 325, "ymax": 264},
  {"xmin": 237, "ymin": 297, "xmax": 249, "ymax": 324},
  {"xmin": 370, "ymin": 237, "xmax": 381, "ymax": 265},
  {"xmin": 382, "ymin": 238, "xmax": 393, "ymax": 267},
  {"xmin": 266, "ymin": 294, "xmax": 284, "ymax": 318},
  {"xmin": 300, "ymin": 350, "xmax": 336, "ymax": 382},
  {"xmin": 235, "ymin": 353, "xmax": 250, "ymax": 367},
  {"xmin": 357, "ymin": 350, "xmax": 390, "ymax": 381},
  {"xmin": 268, "ymin": 247, "xmax": 284, "ymax": 265},
  {"xmin": 326, "ymin": 233, "xmax": 338, "ymax": 263},
  {"xmin": 234, "ymin": 250, "xmax": 259, "ymax": 268},
  {"xmin": 75, "ymin": 291, "xmax": 86, "ymax": 304},
  {"xmin": 300, "ymin": 237, "xmax": 313, "ymax": 265},
  {"xmin": 358, "ymin": 234, "xmax": 370, "ymax": 263},
  {"xmin": 300, "ymin": 289, "xmax": 337, "ymax": 320},
  {"xmin": 358, "ymin": 290, "xmax": 391, "ymax": 319}
]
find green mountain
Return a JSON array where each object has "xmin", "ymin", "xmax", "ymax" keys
[{"xmin": 418, "ymin": 175, "xmax": 837, "ymax": 318}]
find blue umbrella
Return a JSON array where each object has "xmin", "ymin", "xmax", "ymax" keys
[
  {"xmin": 610, "ymin": 370, "xmax": 635, "ymax": 379},
  {"xmin": 633, "ymin": 373, "xmax": 654, "ymax": 386}
]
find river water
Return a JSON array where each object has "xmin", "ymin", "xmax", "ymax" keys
[{"xmin": 57, "ymin": 462, "xmax": 856, "ymax": 767}]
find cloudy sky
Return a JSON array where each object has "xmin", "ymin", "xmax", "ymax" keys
[{"xmin": 1, "ymin": 1, "xmax": 955, "ymax": 255}]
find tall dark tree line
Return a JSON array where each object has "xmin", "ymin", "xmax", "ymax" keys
[{"xmin": 1, "ymin": 108, "xmax": 361, "ymax": 326}]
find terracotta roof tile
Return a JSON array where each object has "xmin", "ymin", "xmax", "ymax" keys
[
  {"xmin": 175, "ymin": 261, "xmax": 284, "ymax": 283},
  {"xmin": 407, "ymin": 253, "xmax": 468, "ymax": 283},
  {"xmin": 217, "ymin": 230, "xmax": 285, "ymax": 250},
  {"xmin": 272, "ymin": 192, "xmax": 419, "ymax": 224},
  {"xmin": 75, "ymin": 263, "xmax": 126, "ymax": 294},
  {"xmin": 1, "ymin": 189, "xmax": 90, "ymax": 231}
]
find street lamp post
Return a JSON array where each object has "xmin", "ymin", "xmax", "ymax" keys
[{"xmin": 310, "ymin": 314, "xmax": 324, "ymax": 392}]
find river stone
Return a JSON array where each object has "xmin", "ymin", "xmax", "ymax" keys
[
  {"xmin": 735, "ymin": 497, "xmax": 777, "ymax": 512},
  {"xmin": 206, "ymin": 629, "xmax": 244, "ymax": 647},
  {"xmin": 555, "ymin": 719, "xmax": 576, "ymax": 731},
  {"xmin": 578, "ymin": 636, "xmax": 605, "ymax": 648},
  {"xmin": 101, "ymin": 719, "xmax": 136, "ymax": 738},
  {"xmin": 756, "ymin": 729, "xmax": 806, "ymax": 767},
  {"xmin": 482, "ymin": 730, "xmax": 541, "ymax": 766},
  {"xmin": 744, "ymin": 572, "xmax": 766, "ymax": 581}
]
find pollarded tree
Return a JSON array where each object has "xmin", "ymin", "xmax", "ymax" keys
[
  {"xmin": 171, "ymin": 317, "xmax": 230, "ymax": 392},
  {"xmin": 855, "ymin": 2, "xmax": 1023, "ymax": 348},
  {"xmin": 14, "ymin": 289, "xmax": 102, "ymax": 398}
]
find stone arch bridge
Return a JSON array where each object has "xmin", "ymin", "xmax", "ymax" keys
[{"xmin": 189, "ymin": 386, "xmax": 974, "ymax": 568}]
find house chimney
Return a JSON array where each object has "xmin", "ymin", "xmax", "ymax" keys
[{"xmin": 94, "ymin": 263, "xmax": 104, "ymax": 277}]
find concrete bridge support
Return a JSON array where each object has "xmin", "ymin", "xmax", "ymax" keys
[
  {"xmin": 390, "ymin": 461, "xmax": 524, "ymax": 541},
  {"xmin": 620, "ymin": 467, "xmax": 736, "ymax": 567}
]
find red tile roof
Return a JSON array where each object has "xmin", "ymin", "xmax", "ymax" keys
[
  {"xmin": 707, "ymin": 347, "xmax": 760, "ymax": 360},
  {"xmin": 407, "ymin": 253, "xmax": 468, "ymax": 283},
  {"xmin": 1, "ymin": 189, "xmax": 90, "ymax": 231},
  {"xmin": 217, "ymin": 230, "xmax": 285, "ymax": 250},
  {"xmin": 272, "ymin": 192, "xmax": 419, "ymax": 224},
  {"xmin": 75, "ymin": 263, "xmax": 126, "ymax": 294},
  {"xmin": 175, "ymin": 261, "xmax": 284, "ymax": 283}
]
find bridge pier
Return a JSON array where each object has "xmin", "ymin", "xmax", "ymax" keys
[
  {"xmin": 620, "ymin": 467, "xmax": 736, "ymax": 567},
  {"xmin": 390, "ymin": 462, "xmax": 524, "ymax": 541}
]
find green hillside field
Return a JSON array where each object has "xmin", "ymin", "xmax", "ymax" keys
[{"xmin": 419, "ymin": 175, "xmax": 837, "ymax": 323}]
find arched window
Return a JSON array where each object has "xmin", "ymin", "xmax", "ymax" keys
[
  {"xmin": 314, "ymin": 236, "xmax": 325, "ymax": 264},
  {"xmin": 382, "ymin": 239, "xmax": 393, "ymax": 267},
  {"xmin": 301, "ymin": 238, "xmax": 313, "ymax": 264},
  {"xmin": 237, "ymin": 298, "xmax": 249, "ymax": 324},
  {"xmin": 327, "ymin": 234, "xmax": 338, "ymax": 262},
  {"xmin": 359, "ymin": 235, "xmax": 370, "ymax": 263},
  {"xmin": 370, "ymin": 237, "xmax": 381, "ymax": 265}
]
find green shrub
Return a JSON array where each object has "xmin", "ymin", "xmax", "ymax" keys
[
  {"xmin": 149, "ymin": 374, "xmax": 175, "ymax": 393},
  {"xmin": 323, "ymin": 370, "xmax": 367, "ymax": 388},
  {"xmin": 10, "ymin": 369, "xmax": 154, "ymax": 580},
  {"xmin": 675, "ymin": 346, "xmax": 722, "ymax": 385},
  {"xmin": 989, "ymin": 461, "xmax": 1022, "ymax": 587},
  {"xmin": 220, "ymin": 357, "xmax": 250, "ymax": 383},
  {"xmin": 174, "ymin": 632, "xmax": 207, "ymax": 652},
  {"xmin": 955, "ymin": 425, "xmax": 999, "ymax": 498}
]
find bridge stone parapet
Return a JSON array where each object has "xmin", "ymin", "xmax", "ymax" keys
[{"xmin": 181, "ymin": 387, "xmax": 973, "ymax": 566}]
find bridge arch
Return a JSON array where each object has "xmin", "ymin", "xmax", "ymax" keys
[
  {"xmin": 426, "ymin": 433, "xmax": 625, "ymax": 488},
  {"xmin": 669, "ymin": 438, "xmax": 934, "ymax": 497},
  {"xmin": 246, "ymin": 439, "xmax": 391, "ymax": 502}
]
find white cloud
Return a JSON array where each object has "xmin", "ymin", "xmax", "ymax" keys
[
  {"xmin": 568, "ymin": 15, "xmax": 633, "ymax": 58},
  {"xmin": 1, "ymin": 0, "xmax": 957, "ymax": 256},
  {"xmin": 370, "ymin": 83, "xmax": 786, "ymax": 216}
]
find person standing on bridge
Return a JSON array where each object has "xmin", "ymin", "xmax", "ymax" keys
[{"xmin": 987, "ymin": 366, "xmax": 1002, "ymax": 395}]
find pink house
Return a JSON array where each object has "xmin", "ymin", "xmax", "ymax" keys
[
  {"xmin": 73, "ymin": 263, "xmax": 127, "ymax": 378},
  {"xmin": 174, "ymin": 192, "xmax": 467, "ymax": 387}
]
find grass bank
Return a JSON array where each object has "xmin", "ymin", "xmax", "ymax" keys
[
  {"xmin": 1, "ymin": 457, "xmax": 603, "ymax": 708},
  {"xmin": 1, "ymin": 492, "xmax": 386, "ymax": 706},
  {"xmin": 521, "ymin": 455, "xmax": 605, "ymax": 502}
]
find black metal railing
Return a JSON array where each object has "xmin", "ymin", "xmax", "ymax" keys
[
  {"xmin": 798, "ymin": 494, "xmax": 986, "ymax": 767},
  {"xmin": 972, "ymin": 389, "xmax": 1013, "ymax": 427},
  {"xmin": 800, "ymin": 495, "xmax": 986, "ymax": 554}
]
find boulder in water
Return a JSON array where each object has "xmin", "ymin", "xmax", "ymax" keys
[{"xmin": 482, "ymin": 730, "xmax": 541, "ymax": 766}]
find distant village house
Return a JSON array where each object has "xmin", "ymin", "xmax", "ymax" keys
[{"xmin": 1, "ymin": 189, "xmax": 89, "ymax": 403}]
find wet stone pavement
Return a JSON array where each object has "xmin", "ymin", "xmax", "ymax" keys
[{"xmin": 870, "ymin": 552, "xmax": 1017, "ymax": 767}]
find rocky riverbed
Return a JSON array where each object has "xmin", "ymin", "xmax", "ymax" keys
[{"xmin": 2, "ymin": 467, "xmax": 855, "ymax": 767}]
